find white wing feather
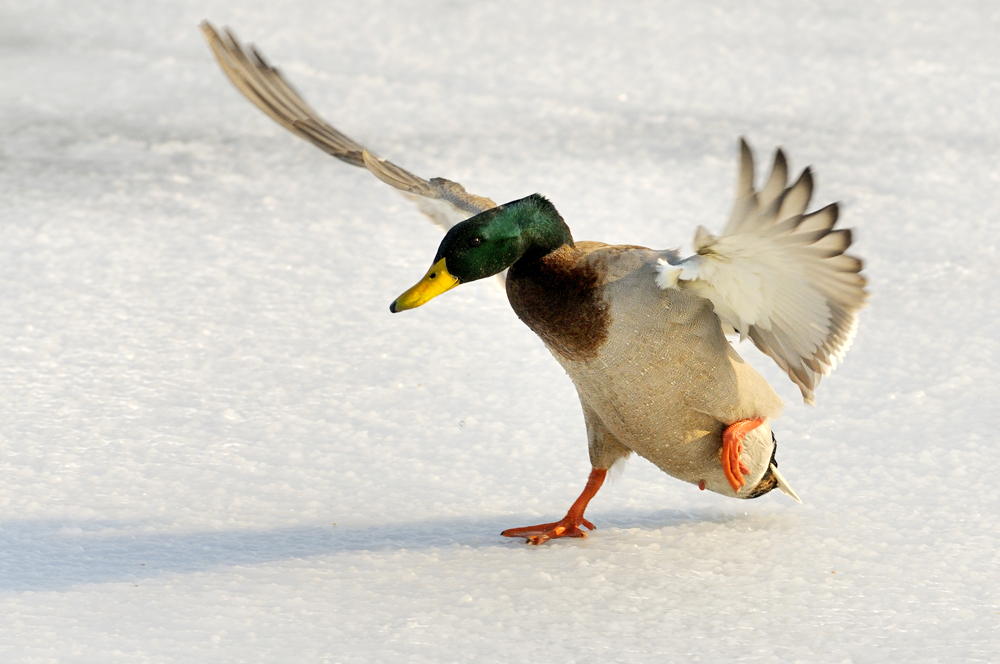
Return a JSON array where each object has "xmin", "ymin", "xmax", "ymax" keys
[
  {"xmin": 657, "ymin": 139, "xmax": 867, "ymax": 404},
  {"xmin": 201, "ymin": 22, "xmax": 496, "ymax": 233}
]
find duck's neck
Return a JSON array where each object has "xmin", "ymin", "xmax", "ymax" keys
[
  {"xmin": 503, "ymin": 200, "xmax": 608, "ymax": 363},
  {"xmin": 510, "ymin": 194, "xmax": 574, "ymax": 264}
]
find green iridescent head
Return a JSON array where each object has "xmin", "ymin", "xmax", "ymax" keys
[{"xmin": 390, "ymin": 194, "xmax": 572, "ymax": 312}]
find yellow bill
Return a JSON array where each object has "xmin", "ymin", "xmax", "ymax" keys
[{"xmin": 390, "ymin": 258, "xmax": 460, "ymax": 312}]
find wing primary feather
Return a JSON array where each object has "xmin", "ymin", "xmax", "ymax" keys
[
  {"xmin": 738, "ymin": 138, "xmax": 755, "ymax": 196},
  {"xmin": 200, "ymin": 21, "xmax": 497, "ymax": 234},
  {"xmin": 796, "ymin": 203, "xmax": 839, "ymax": 234},
  {"xmin": 724, "ymin": 138, "xmax": 757, "ymax": 235},
  {"xmin": 759, "ymin": 148, "xmax": 788, "ymax": 209},
  {"xmin": 777, "ymin": 167, "xmax": 813, "ymax": 221}
]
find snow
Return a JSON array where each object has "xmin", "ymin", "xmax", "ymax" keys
[{"xmin": 1, "ymin": 1, "xmax": 998, "ymax": 661}]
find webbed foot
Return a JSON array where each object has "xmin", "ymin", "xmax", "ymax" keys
[
  {"xmin": 721, "ymin": 417, "xmax": 765, "ymax": 492},
  {"xmin": 501, "ymin": 516, "xmax": 596, "ymax": 545}
]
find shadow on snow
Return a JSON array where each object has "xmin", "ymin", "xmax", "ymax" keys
[{"xmin": 0, "ymin": 508, "xmax": 775, "ymax": 592}]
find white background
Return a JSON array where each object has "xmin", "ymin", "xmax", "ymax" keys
[{"xmin": 1, "ymin": 1, "xmax": 998, "ymax": 661}]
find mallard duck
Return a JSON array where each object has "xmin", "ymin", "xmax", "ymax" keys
[{"xmin": 203, "ymin": 23, "xmax": 867, "ymax": 544}]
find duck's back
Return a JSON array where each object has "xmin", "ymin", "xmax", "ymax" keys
[{"xmin": 506, "ymin": 242, "xmax": 784, "ymax": 496}]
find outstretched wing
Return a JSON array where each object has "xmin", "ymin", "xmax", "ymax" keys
[
  {"xmin": 656, "ymin": 139, "xmax": 867, "ymax": 404},
  {"xmin": 200, "ymin": 21, "xmax": 497, "ymax": 232}
]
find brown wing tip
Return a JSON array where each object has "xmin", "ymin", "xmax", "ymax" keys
[
  {"xmin": 773, "ymin": 148, "xmax": 788, "ymax": 175},
  {"xmin": 199, "ymin": 21, "xmax": 225, "ymax": 52},
  {"xmin": 798, "ymin": 165, "xmax": 813, "ymax": 190},
  {"xmin": 738, "ymin": 137, "xmax": 754, "ymax": 169}
]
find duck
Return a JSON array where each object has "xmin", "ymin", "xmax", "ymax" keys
[{"xmin": 202, "ymin": 22, "xmax": 868, "ymax": 544}]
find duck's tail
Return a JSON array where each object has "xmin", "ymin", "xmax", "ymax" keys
[{"xmin": 769, "ymin": 463, "xmax": 802, "ymax": 503}]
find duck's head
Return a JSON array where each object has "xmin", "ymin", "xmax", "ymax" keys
[{"xmin": 390, "ymin": 194, "xmax": 572, "ymax": 313}]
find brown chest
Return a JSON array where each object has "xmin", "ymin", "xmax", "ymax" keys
[{"xmin": 505, "ymin": 248, "xmax": 611, "ymax": 362}]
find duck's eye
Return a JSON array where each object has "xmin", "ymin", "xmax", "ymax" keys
[{"xmin": 467, "ymin": 237, "xmax": 482, "ymax": 248}]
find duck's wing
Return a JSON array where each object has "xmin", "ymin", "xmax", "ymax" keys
[
  {"xmin": 655, "ymin": 139, "xmax": 867, "ymax": 404},
  {"xmin": 200, "ymin": 22, "xmax": 497, "ymax": 233}
]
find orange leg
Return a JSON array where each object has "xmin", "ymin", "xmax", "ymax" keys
[
  {"xmin": 721, "ymin": 417, "xmax": 765, "ymax": 491},
  {"xmin": 501, "ymin": 468, "xmax": 607, "ymax": 545}
]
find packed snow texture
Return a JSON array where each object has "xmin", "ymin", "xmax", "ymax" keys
[{"xmin": 1, "ymin": 1, "xmax": 998, "ymax": 662}]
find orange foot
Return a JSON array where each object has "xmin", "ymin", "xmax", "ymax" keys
[
  {"xmin": 721, "ymin": 417, "xmax": 765, "ymax": 492},
  {"xmin": 501, "ymin": 468, "xmax": 607, "ymax": 545},
  {"xmin": 500, "ymin": 516, "xmax": 596, "ymax": 545}
]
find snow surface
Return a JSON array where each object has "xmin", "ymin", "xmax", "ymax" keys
[{"xmin": 1, "ymin": 1, "xmax": 999, "ymax": 661}]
